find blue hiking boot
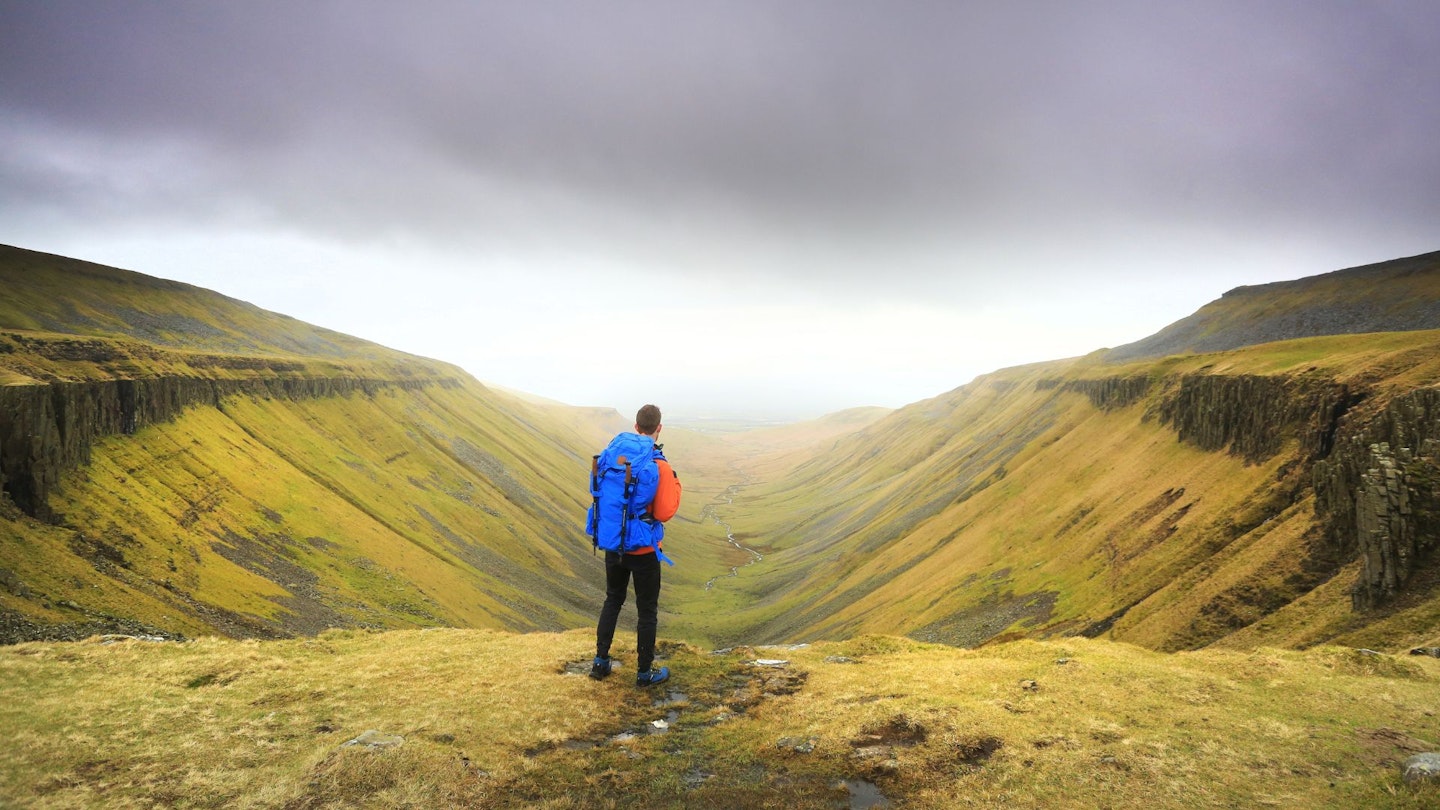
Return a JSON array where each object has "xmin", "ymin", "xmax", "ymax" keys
[
  {"xmin": 635, "ymin": 666, "xmax": 670, "ymax": 687},
  {"xmin": 589, "ymin": 656, "xmax": 612, "ymax": 680}
]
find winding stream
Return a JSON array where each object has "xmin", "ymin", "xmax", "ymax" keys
[{"xmin": 700, "ymin": 476, "xmax": 765, "ymax": 591}]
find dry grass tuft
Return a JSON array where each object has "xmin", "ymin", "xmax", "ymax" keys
[{"xmin": 5, "ymin": 630, "xmax": 1437, "ymax": 808}]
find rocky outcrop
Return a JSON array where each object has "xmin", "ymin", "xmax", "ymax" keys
[
  {"xmin": 1157, "ymin": 374, "xmax": 1359, "ymax": 464},
  {"xmin": 1312, "ymin": 389, "xmax": 1440, "ymax": 609},
  {"xmin": 1059, "ymin": 370, "xmax": 1437, "ymax": 611},
  {"xmin": 1049, "ymin": 371, "xmax": 1359, "ymax": 463},
  {"xmin": 0, "ymin": 374, "xmax": 460, "ymax": 521},
  {"xmin": 1157, "ymin": 374, "xmax": 1440, "ymax": 609},
  {"xmin": 1040, "ymin": 376, "xmax": 1153, "ymax": 411}
]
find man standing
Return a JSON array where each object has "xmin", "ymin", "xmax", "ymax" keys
[{"xmin": 587, "ymin": 404, "xmax": 678, "ymax": 687}]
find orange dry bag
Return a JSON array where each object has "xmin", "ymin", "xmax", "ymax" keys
[{"xmin": 649, "ymin": 457, "xmax": 682, "ymax": 522}]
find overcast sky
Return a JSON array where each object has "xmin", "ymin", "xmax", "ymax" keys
[{"xmin": 3, "ymin": 2, "xmax": 1437, "ymax": 419}]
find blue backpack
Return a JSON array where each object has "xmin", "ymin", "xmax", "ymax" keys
[{"xmin": 586, "ymin": 432, "xmax": 674, "ymax": 565}]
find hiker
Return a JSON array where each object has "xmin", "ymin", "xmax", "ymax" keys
[{"xmin": 587, "ymin": 403, "xmax": 682, "ymax": 687}]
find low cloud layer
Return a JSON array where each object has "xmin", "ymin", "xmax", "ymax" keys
[{"xmin": 3, "ymin": 2, "xmax": 1438, "ymax": 416}]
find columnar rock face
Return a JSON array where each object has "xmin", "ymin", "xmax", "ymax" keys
[
  {"xmin": 1162, "ymin": 375, "xmax": 1440, "ymax": 609},
  {"xmin": 1157, "ymin": 374, "xmax": 1357, "ymax": 464},
  {"xmin": 1052, "ymin": 376, "xmax": 1153, "ymax": 412},
  {"xmin": 1052, "ymin": 372, "xmax": 1359, "ymax": 463},
  {"xmin": 0, "ymin": 375, "xmax": 458, "ymax": 521},
  {"xmin": 1313, "ymin": 389, "xmax": 1440, "ymax": 609},
  {"xmin": 1056, "ymin": 371, "xmax": 1437, "ymax": 612}
]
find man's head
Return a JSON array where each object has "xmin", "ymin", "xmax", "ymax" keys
[{"xmin": 635, "ymin": 404, "xmax": 662, "ymax": 436}]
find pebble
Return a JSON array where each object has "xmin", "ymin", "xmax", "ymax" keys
[
  {"xmin": 777, "ymin": 736, "xmax": 817, "ymax": 753},
  {"xmin": 341, "ymin": 730, "xmax": 403, "ymax": 750},
  {"xmin": 1403, "ymin": 753, "xmax": 1440, "ymax": 784}
]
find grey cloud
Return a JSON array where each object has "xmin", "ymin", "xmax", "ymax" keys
[{"xmin": 3, "ymin": 1, "xmax": 1438, "ymax": 294}]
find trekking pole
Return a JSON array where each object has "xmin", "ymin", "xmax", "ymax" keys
[{"xmin": 589, "ymin": 455, "xmax": 601, "ymax": 555}]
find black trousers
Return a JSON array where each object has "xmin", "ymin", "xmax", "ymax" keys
[{"xmin": 595, "ymin": 550, "xmax": 662, "ymax": 673}]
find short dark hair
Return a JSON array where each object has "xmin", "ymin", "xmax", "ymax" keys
[{"xmin": 636, "ymin": 404, "xmax": 662, "ymax": 435}]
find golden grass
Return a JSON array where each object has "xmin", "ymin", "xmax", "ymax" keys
[
  {"xmin": 674, "ymin": 329, "xmax": 1440, "ymax": 652},
  {"xmin": 9, "ymin": 323, "xmax": 1440, "ymax": 657},
  {"xmin": 4, "ymin": 248, "xmax": 1440, "ymax": 805},
  {"xmin": 1098, "ymin": 329, "xmax": 1440, "ymax": 389},
  {"xmin": 0, "ymin": 347, "xmax": 783, "ymax": 646},
  {"xmin": 6, "ymin": 245, "xmax": 1440, "ymax": 797},
  {"xmin": 1, "ymin": 630, "xmax": 1436, "ymax": 808}
]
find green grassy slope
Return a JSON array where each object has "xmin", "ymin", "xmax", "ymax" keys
[
  {"xmin": 1107, "ymin": 249, "xmax": 1440, "ymax": 361},
  {"xmin": 0, "ymin": 371, "xmax": 632, "ymax": 639},
  {"xmin": 5, "ymin": 242, "xmax": 1439, "ymax": 661},
  {"xmin": 4, "ymin": 246, "xmax": 1440, "ymax": 806},
  {"xmin": 701, "ymin": 330, "xmax": 1440, "ymax": 653},
  {"xmin": 0, "ymin": 244, "xmax": 410, "ymax": 362},
  {"xmin": 0, "ymin": 246, "xmax": 741, "ymax": 642}
]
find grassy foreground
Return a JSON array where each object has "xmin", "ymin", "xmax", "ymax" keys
[{"xmin": 1, "ymin": 630, "xmax": 1437, "ymax": 808}]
